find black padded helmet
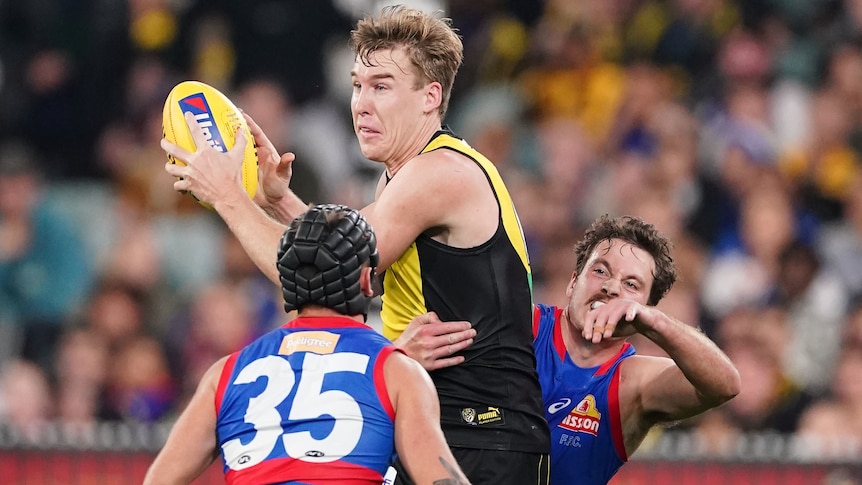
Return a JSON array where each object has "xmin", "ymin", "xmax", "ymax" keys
[{"xmin": 277, "ymin": 204, "xmax": 379, "ymax": 317}]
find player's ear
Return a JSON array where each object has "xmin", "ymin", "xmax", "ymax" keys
[
  {"xmin": 423, "ymin": 81, "xmax": 442, "ymax": 114},
  {"xmin": 360, "ymin": 266, "xmax": 375, "ymax": 296},
  {"xmin": 565, "ymin": 271, "xmax": 577, "ymax": 297}
]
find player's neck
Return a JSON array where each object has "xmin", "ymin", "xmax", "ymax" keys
[
  {"xmin": 385, "ymin": 121, "xmax": 442, "ymax": 177},
  {"xmin": 297, "ymin": 307, "xmax": 364, "ymax": 323}
]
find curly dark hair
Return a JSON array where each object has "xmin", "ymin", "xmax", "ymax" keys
[{"xmin": 572, "ymin": 215, "xmax": 677, "ymax": 306}]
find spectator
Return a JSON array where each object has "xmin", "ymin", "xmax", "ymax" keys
[
  {"xmin": 168, "ymin": 280, "xmax": 259, "ymax": 405},
  {"xmin": 720, "ymin": 325, "xmax": 813, "ymax": 434},
  {"xmin": 53, "ymin": 327, "xmax": 117, "ymax": 424},
  {"xmin": 0, "ymin": 140, "xmax": 94, "ymax": 370},
  {"xmin": 104, "ymin": 335, "xmax": 176, "ymax": 422},
  {"xmin": 818, "ymin": 172, "xmax": 862, "ymax": 300},
  {"xmin": 795, "ymin": 342, "xmax": 862, "ymax": 460},
  {"xmin": 233, "ymin": 77, "xmax": 325, "ymax": 203},
  {"xmin": 700, "ymin": 174, "xmax": 799, "ymax": 323},
  {"xmin": 0, "ymin": 359, "xmax": 54, "ymax": 443},
  {"xmin": 770, "ymin": 240, "xmax": 849, "ymax": 394}
]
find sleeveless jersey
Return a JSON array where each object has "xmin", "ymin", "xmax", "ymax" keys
[
  {"xmin": 379, "ymin": 130, "xmax": 549, "ymax": 453},
  {"xmin": 215, "ymin": 316, "xmax": 398, "ymax": 485},
  {"xmin": 532, "ymin": 304, "xmax": 635, "ymax": 485}
]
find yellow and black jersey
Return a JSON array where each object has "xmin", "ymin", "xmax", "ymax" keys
[{"xmin": 380, "ymin": 130, "xmax": 550, "ymax": 453}]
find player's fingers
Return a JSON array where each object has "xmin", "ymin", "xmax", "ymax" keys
[
  {"xmin": 172, "ymin": 177, "xmax": 191, "ymax": 192},
  {"xmin": 582, "ymin": 313, "xmax": 596, "ymax": 340},
  {"xmin": 232, "ymin": 125, "xmax": 249, "ymax": 153},
  {"xmin": 592, "ymin": 325, "xmax": 605, "ymax": 343},
  {"xmin": 447, "ymin": 328, "xmax": 476, "ymax": 345},
  {"xmin": 408, "ymin": 312, "xmax": 438, "ymax": 330},
  {"xmin": 161, "ymin": 138, "xmax": 193, "ymax": 162},
  {"xmin": 430, "ymin": 321, "xmax": 472, "ymax": 337},
  {"xmin": 427, "ymin": 354, "xmax": 466, "ymax": 371},
  {"xmin": 184, "ymin": 111, "xmax": 208, "ymax": 150},
  {"xmin": 418, "ymin": 311, "xmax": 440, "ymax": 324},
  {"xmin": 432, "ymin": 337, "xmax": 473, "ymax": 360},
  {"xmin": 447, "ymin": 335, "xmax": 474, "ymax": 354},
  {"xmin": 164, "ymin": 162, "xmax": 187, "ymax": 178},
  {"xmin": 243, "ymin": 112, "xmax": 262, "ymax": 134},
  {"xmin": 433, "ymin": 332, "xmax": 471, "ymax": 353},
  {"xmin": 278, "ymin": 152, "xmax": 296, "ymax": 168},
  {"xmin": 243, "ymin": 112, "xmax": 278, "ymax": 153},
  {"xmin": 603, "ymin": 321, "xmax": 616, "ymax": 339}
]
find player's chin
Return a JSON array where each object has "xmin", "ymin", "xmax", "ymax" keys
[{"xmin": 357, "ymin": 144, "xmax": 385, "ymax": 163}]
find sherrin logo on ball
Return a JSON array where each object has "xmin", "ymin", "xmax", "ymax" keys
[{"xmin": 162, "ymin": 80, "xmax": 259, "ymax": 208}]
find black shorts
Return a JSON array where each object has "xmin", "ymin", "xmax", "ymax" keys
[{"xmin": 389, "ymin": 448, "xmax": 550, "ymax": 485}]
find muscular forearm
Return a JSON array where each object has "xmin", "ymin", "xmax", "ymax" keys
[
  {"xmin": 641, "ymin": 314, "xmax": 741, "ymax": 404},
  {"xmin": 214, "ymin": 192, "xmax": 288, "ymax": 285}
]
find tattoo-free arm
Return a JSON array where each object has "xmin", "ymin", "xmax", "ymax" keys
[
  {"xmin": 386, "ymin": 352, "xmax": 471, "ymax": 485},
  {"xmin": 143, "ymin": 357, "xmax": 227, "ymax": 485},
  {"xmin": 628, "ymin": 305, "xmax": 741, "ymax": 423}
]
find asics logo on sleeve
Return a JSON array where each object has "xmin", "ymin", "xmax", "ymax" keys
[{"xmin": 548, "ymin": 398, "xmax": 572, "ymax": 415}]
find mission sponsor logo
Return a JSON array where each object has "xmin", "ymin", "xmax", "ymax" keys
[
  {"xmin": 279, "ymin": 331, "xmax": 340, "ymax": 355},
  {"xmin": 460, "ymin": 406, "xmax": 505, "ymax": 426},
  {"xmin": 557, "ymin": 395, "xmax": 601, "ymax": 436},
  {"xmin": 177, "ymin": 93, "xmax": 233, "ymax": 153}
]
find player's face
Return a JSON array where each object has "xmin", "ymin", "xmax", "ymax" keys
[
  {"xmin": 350, "ymin": 48, "xmax": 433, "ymax": 163},
  {"xmin": 565, "ymin": 238, "xmax": 655, "ymax": 331}
]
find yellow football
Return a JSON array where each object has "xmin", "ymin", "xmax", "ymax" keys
[{"xmin": 162, "ymin": 80, "xmax": 258, "ymax": 208}]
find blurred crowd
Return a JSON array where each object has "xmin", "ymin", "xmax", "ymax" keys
[{"xmin": 1, "ymin": 0, "xmax": 862, "ymax": 460}]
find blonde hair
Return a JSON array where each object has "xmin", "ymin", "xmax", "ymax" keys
[{"xmin": 349, "ymin": 4, "xmax": 464, "ymax": 119}]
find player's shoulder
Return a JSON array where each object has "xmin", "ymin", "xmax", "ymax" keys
[
  {"xmin": 413, "ymin": 143, "xmax": 476, "ymax": 168},
  {"xmin": 200, "ymin": 354, "xmax": 233, "ymax": 392},
  {"xmin": 384, "ymin": 350, "xmax": 429, "ymax": 383},
  {"xmin": 399, "ymin": 146, "xmax": 487, "ymax": 192}
]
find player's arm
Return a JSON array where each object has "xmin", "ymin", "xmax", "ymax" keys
[
  {"xmin": 143, "ymin": 356, "xmax": 227, "ymax": 485},
  {"xmin": 361, "ymin": 149, "xmax": 496, "ymax": 271},
  {"xmin": 246, "ymin": 122, "xmax": 482, "ymax": 274},
  {"xmin": 163, "ymin": 114, "xmax": 295, "ymax": 285},
  {"xmin": 385, "ymin": 351, "xmax": 472, "ymax": 485},
  {"xmin": 620, "ymin": 305, "xmax": 740, "ymax": 426}
]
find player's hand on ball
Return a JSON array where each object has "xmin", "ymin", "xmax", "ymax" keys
[
  {"xmin": 244, "ymin": 113, "xmax": 296, "ymax": 208},
  {"xmin": 162, "ymin": 80, "xmax": 259, "ymax": 209},
  {"xmin": 162, "ymin": 112, "xmax": 250, "ymax": 209}
]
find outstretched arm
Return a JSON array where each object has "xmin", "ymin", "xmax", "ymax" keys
[
  {"xmin": 162, "ymin": 113, "xmax": 305, "ymax": 285},
  {"xmin": 386, "ymin": 352, "xmax": 471, "ymax": 485},
  {"xmin": 144, "ymin": 357, "xmax": 226, "ymax": 485}
]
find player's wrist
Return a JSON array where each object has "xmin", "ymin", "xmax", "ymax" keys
[
  {"xmin": 264, "ymin": 192, "xmax": 306, "ymax": 225},
  {"xmin": 212, "ymin": 187, "xmax": 255, "ymax": 214}
]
